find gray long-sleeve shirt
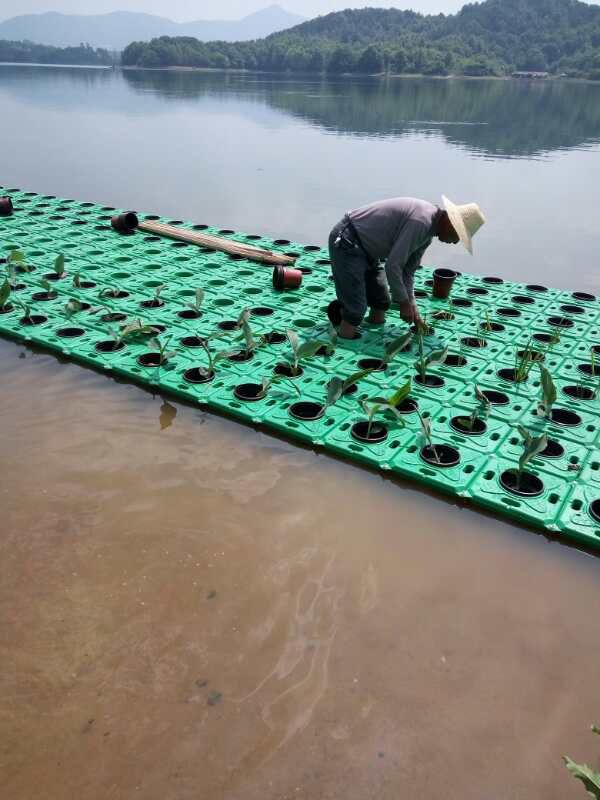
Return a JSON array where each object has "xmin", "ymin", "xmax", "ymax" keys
[{"xmin": 348, "ymin": 197, "xmax": 441, "ymax": 303}]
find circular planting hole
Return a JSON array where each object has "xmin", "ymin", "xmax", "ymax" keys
[
  {"xmin": 420, "ymin": 444, "xmax": 461, "ymax": 468},
  {"xmin": 573, "ymin": 292, "xmax": 595, "ymax": 302},
  {"xmin": 103, "ymin": 290, "xmax": 129, "ymax": 300},
  {"xmin": 289, "ymin": 402, "xmax": 325, "ymax": 421},
  {"xmin": 483, "ymin": 276, "xmax": 504, "ymax": 285},
  {"xmin": 358, "ymin": 358, "xmax": 386, "ymax": 371},
  {"xmin": 396, "ymin": 397, "xmax": 419, "ymax": 415},
  {"xmin": 450, "ymin": 416, "xmax": 487, "ymax": 436},
  {"xmin": 343, "ymin": 384, "xmax": 359, "ymax": 397},
  {"xmin": 56, "ymin": 327, "xmax": 85, "ymax": 338},
  {"xmin": 78, "ymin": 281, "xmax": 96, "ymax": 289},
  {"xmin": 560, "ymin": 304, "xmax": 585, "ymax": 315},
  {"xmin": 263, "ymin": 332, "xmax": 287, "ymax": 345},
  {"xmin": 497, "ymin": 307, "xmax": 521, "ymax": 318},
  {"xmin": 539, "ymin": 439, "xmax": 565, "ymax": 459},
  {"xmin": 101, "ymin": 312, "xmax": 127, "ymax": 323},
  {"xmin": 467, "ymin": 287, "xmax": 489, "ymax": 296},
  {"xmin": 351, "ymin": 421, "xmax": 388, "ymax": 444},
  {"xmin": 244, "ymin": 234, "xmax": 261, "ymax": 241},
  {"xmin": 452, "ymin": 297, "xmax": 473, "ymax": 308},
  {"xmin": 550, "ymin": 408, "xmax": 582, "ymax": 427},
  {"xmin": 480, "ymin": 321, "xmax": 505, "ymax": 333},
  {"xmin": 274, "ymin": 239, "xmax": 291, "ymax": 246},
  {"xmin": 518, "ymin": 348, "xmax": 545, "ymax": 363},
  {"xmin": 0, "ymin": 304, "xmax": 14, "ymax": 315},
  {"xmin": 563, "ymin": 385, "xmax": 596, "ymax": 401},
  {"xmin": 181, "ymin": 336, "xmax": 205, "ymax": 348},
  {"xmin": 525, "ymin": 284, "xmax": 548, "ymax": 292},
  {"xmin": 140, "ymin": 299, "xmax": 165, "ymax": 309},
  {"xmin": 461, "ymin": 337, "xmax": 487, "ymax": 349},
  {"xmin": 432, "ymin": 311, "xmax": 454, "ymax": 322},
  {"xmin": 497, "ymin": 367, "xmax": 528, "ymax": 384},
  {"xmin": 444, "ymin": 354, "xmax": 468, "ymax": 368},
  {"xmin": 589, "ymin": 500, "xmax": 600, "ymax": 523},
  {"xmin": 548, "ymin": 316, "xmax": 574, "ymax": 328},
  {"xmin": 274, "ymin": 363, "xmax": 303, "ymax": 379},
  {"xmin": 95, "ymin": 340, "xmax": 125, "ymax": 354},
  {"xmin": 251, "ymin": 306, "xmax": 274, "ymax": 317},
  {"xmin": 533, "ymin": 333, "xmax": 554, "ymax": 344},
  {"xmin": 303, "ymin": 245, "xmax": 321, "ymax": 253},
  {"xmin": 218, "ymin": 320, "xmax": 239, "ymax": 332},
  {"xmin": 9, "ymin": 283, "xmax": 25, "ymax": 291},
  {"xmin": 43, "ymin": 272, "xmax": 67, "ymax": 282},
  {"xmin": 234, "ymin": 383, "xmax": 265, "ymax": 402},
  {"xmin": 218, "ymin": 229, "xmax": 235, "ymax": 235},
  {"xmin": 298, "ymin": 267, "xmax": 313, "ymax": 275},
  {"xmin": 414, "ymin": 374, "xmax": 445, "ymax": 388},
  {"xmin": 228, "ymin": 350, "xmax": 254, "ymax": 363},
  {"xmin": 20, "ymin": 315, "xmax": 47, "ymax": 326},
  {"xmin": 177, "ymin": 309, "xmax": 202, "ymax": 320},
  {"xmin": 500, "ymin": 470, "xmax": 544, "ymax": 497},
  {"xmin": 512, "ymin": 295, "xmax": 535, "ymax": 305},
  {"xmin": 414, "ymin": 289, "xmax": 428, "ymax": 299},
  {"xmin": 137, "ymin": 353, "xmax": 163, "ymax": 368},
  {"xmin": 481, "ymin": 390, "xmax": 509, "ymax": 406},
  {"xmin": 184, "ymin": 367, "xmax": 214, "ymax": 385},
  {"xmin": 578, "ymin": 363, "xmax": 600, "ymax": 378},
  {"xmin": 32, "ymin": 291, "xmax": 57, "ymax": 301}
]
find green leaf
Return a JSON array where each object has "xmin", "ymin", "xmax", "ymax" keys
[
  {"xmin": 195, "ymin": 288, "xmax": 205, "ymax": 309},
  {"xmin": 420, "ymin": 415, "xmax": 432, "ymax": 441},
  {"xmin": 384, "ymin": 331, "xmax": 412, "ymax": 363},
  {"xmin": 54, "ymin": 254, "xmax": 65, "ymax": 276},
  {"xmin": 8, "ymin": 250, "xmax": 25, "ymax": 263},
  {"xmin": 388, "ymin": 379, "xmax": 412, "ymax": 408},
  {"xmin": 325, "ymin": 377, "xmax": 344, "ymax": 409},
  {"xmin": 540, "ymin": 365, "xmax": 557, "ymax": 410},
  {"xmin": 426, "ymin": 346, "xmax": 449, "ymax": 368},
  {"xmin": 286, "ymin": 329, "xmax": 299, "ymax": 358},
  {"xmin": 64, "ymin": 299, "xmax": 82, "ymax": 318},
  {"xmin": 518, "ymin": 432, "xmax": 548, "ymax": 473},
  {"xmin": 342, "ymin": 368, "xmax": 373, "ymax": 392},
  {"xmin": 296, "ymin": 339, "xmax": 328, "ymax": 361},
  {"xmin": 0, "ymin": 279, "xmax": 10, "ymax": 309},
  {"xmin": 563, "ymin": 756, "xmax": 600, "ymax": 799}
]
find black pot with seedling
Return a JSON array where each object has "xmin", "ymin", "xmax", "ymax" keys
[
  {"xmin": 461, "ymin": 336, "xmax": 488, "ymax": 349},
  {"xmin": 7, "ymin": 250, "xmax": 34, "ymax": 274},
  {"xmin": 450, "ymin": 386, "xmax": 491, "ymax": 436},
  {"xmin": 414, "ymin": 329, "xmax": 448, "ymax": 388},
  {"xmin": 72, "ymin": 272, "xmax": 96, "ymax": 290},
  {"xmin": 137, "ymin": 335, "xmax": 176, "ymax": 369},
  {"xmin": 32, "ymin": 279, "xmax": 58, "ymax": 302},
  {"xmin": 480, "ymin": 312, "xmax": 504, "ymax": 334},
  {"xmin": 352, "ymin": 380, "xmax": 412, "ymax": 444},
  {"xmin": 43, "ymin": 254, "xmax": 67, "ymax": 283},
  {"xmin": 500, "ymin": 426, "xmax": 547, "ymax": 497},
  {"xmin": 275, "ymin": 329, "xmax": 334, "ymax": 380},
  {"xmin": 262, "ymin": 332, "xmax": 287, "ymax": 345},
  {"xmin": 0, "ymin": 196, "xmax": 14, "ymax": 216},
  {"xmin": 0, "ymin": 279, "xmax": 13, "ymax": 314},
  {"xmin": 15, "ymin": 299, "xmax": 46, "ymax": 326},
  {"xmin": 140, "ymin": 283, "xmax": 166, "ymax": 309},
  {"xmin": 577, "ymin": 349, "xmax": 600, "ymax": 378},
  {"xmin": 497, "ymin": 342, "xmax": 536, "ymax": 384},
  {"xmin": 417, "ymin": 412, "xmax": 460, "ymax": 467},
  {"xmin": 99, "ymin": 286, "xmax": 129, "ymax": 301},
  {"xmin": 178, "ymin": 288, "xmax": 204, "ymax": 320}
]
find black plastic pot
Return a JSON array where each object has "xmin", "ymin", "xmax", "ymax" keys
[
  {"xmin": 450, "ymin": 416, "xmax": 487, "ymax": 436},
  {"xmin": 274, "ymin": 363, "xmax": 303, "ymax": 379},
  {"xmin": 414, "ymin": 374, "xmax": 445, "ymax": 388},
  {"xmin": 578, "ymin": 363, "xmax": 600, "ymax": 378},
  {"xmin": 573, "ymin": 292, "xmax": 595, "ymax": 302},
  {"xmin": 525, "ymin": 284, "xmax": 548, "ymax": 292},
  {"xmin": 0, "ymin": 196, "xmax": 14, "ymax": 216},
  {"xmin": 497, "ymin": 367, "xmax": 528, "ymax": 384},
  {"xmin": 444, "ymin": 354, "xmax": 468, "ymax": 368},
  {"xmin": 420, "ymin": 444, "xmax": 461, "ymax": 467},
  {"xmin": 228, "ymin": 350, "xmax": 254, "ymax": 363},
  {"xmin": 137, "ymin": 352, "xmax": 164, "ymax": 368},
  {"xmin": 497, "ymin": 307, "xmax": 521, "ymax": 318},
  {"xmin": 512, "ymin": 295, "xmax": 535, "ymax": 305},
  {"xmin": 500, "ymin": 469, "xmax": 544, "ymax": 497},
  {"xmin": 251, "ymin": 306, "xmax": 274, "ymax": 317},
  {"xmin": 96, "ymin": 340, "xmax": 125, "ymax": 354},
  {"xmin": 482, "ymin": 276, "xmax": 504, "ymax": 284},
  {"xmin": 181, "ymin": 336, "xmax": 206, "ymax": 348},
  {"xmin": 358, "ymin": 358, "xmax": 386, "ymax": 371},
  {"xmin": 140, "ymin": 299, "xmax": 164, "ymax": 309},
  {"xmin": 20, "ymin": 314, "xmax": 47, "ymax": 326},
  {"xmin": 547, "ymin": 316, "xmax": 574, "ymax": 328},
  {"xmin": 461, "ymin": 337, "xmax": 487, "ymax": 349},
  {"xmin": 560, "ymin": 304, "xmax": 585, "ymax": 315},
  {"xmin": 263, "ymin": 332, "xmax": 287, "ymax": 345},
  {"xmin": 178, "ymin": 309, "xmax": 202, "ymax": 320},
  {"xmin": 111, "ymin": 212, "xmax": 139, "ymax": 234},
  {"xmin": 351, "ymin": 421, "xmax": 388, "ymax": 444},
  {"xmin": 234, "ymin": 383, "xmax": 264, "ymax": 401},
  {"xmin": 184, "ymin": 367, "xmax": 214, "ymax": 384},
  {"xmin": 57, "ymin": 327, "xmax": 85, "ymax": 338},
  {"xmin": 480, "ymin": 389, "xmax": 509, "ymax": 405},
  {"xmin": 100, "ymin": 312, "xmax": 127, "ymax": 323},
  {"xmin": 562, "ymin": 385, "xmax": 595, "ymax": 401},
  {"xmin": 589, "ymin": 500, "xmax": 600, "ymax": 524},
  {"xmin": 432, "ymin": 268, "xmax": 458, "ymax": 300},
  {"xmin": 550, "ymin": 408, "xmax": 582, "ymax": 427},
  {"xmin": 289, "ymin": 402, "xmax": 325, "ymax": 421},
  {"xmin": 538, "ymin": 439, "xmax": 565, "ymax": 459},
  {"xmin": 480, "ymin": 321, "xmax": 505, "ymax": 333}
]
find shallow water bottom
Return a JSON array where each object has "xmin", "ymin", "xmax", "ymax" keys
[{"xmin": 1, "ymin": 337, "xmax": 599, "ymax": 800}]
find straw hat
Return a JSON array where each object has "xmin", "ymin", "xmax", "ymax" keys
[{"xmin": 442, "ymin": 195, "xmax": 486, "ymax": 255}]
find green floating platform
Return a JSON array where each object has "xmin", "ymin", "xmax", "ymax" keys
[{"xmin": 1, "ymin": 187, "xmax": 600, "ymax": 551}]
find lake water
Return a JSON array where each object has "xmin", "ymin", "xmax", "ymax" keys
[{"xmin": 1, "ymin": 65, "xmax": 600, "ymax": 800}]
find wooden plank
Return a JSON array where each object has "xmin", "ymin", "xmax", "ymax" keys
[{"xmin": 138, "ymin": 220, "xmax": 297, "ymax": 266}]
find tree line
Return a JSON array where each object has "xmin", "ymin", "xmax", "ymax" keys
[
  {"xmin": 121, "ymin": 0, "xmax": 600, "ymax": 79},
  {"xmin": 0, "ymin": 39, "xmax": 115, "ymax": 66}
]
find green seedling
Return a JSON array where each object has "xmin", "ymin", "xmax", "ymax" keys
[
  {"xmin": 416, "ymin": 411, "xmax": 441, "ymax": 464},
  {"xmin": 537, "ymin": 364, "xmax": 557, "ymax": 418},
  {"xmin": 455, "ymin": 385, "xmax": 491, "ymax": 433},
  {"xmin": 53, "ymin": 254, "xmax": 66, "ymax": 278},
  {"xmin": 414, "ymin": 329, "xmax": 448, "ymax": 382},
  {"xmin": 14, "ymin": 298, "xmax": 33, "ymax": 319},
  {"xmin": 513, "ymin": 426, "xmax": 548, "ymax": 490},
  {"xmin": 187, "ymin": 288, "xmax": 204, "ymax": 315},
  {"xmin": 7, "ymin": 249, "xmax": 32, "ymax": 274},
  {"xmin": 513, "ymin": 340, "xmax": 536, "ymax": 382},
  {"xmin": 482, "ymin": 310, "xmax": 494, "ymax": 332},
  {"xmin": 563, "ymin": 725, "xmax": 600, "ymax": 799},
  {"xmin": 257, "ymin": 375, "xmax": 301, "ymax": 399},
  {"xmin": 284, "ymin": 329, "xmax": 332, "ymax": 377},
  {"xmin": 383, "ymin": 331, "xmax": 413, "ymax": 366},
  {"xmin": 40, "ymin": 278, "xmax": 57, "ymax": 298},
  {"xmin": 0, "ymin": 279, "xmax": 11, "ymax": 310},
  {"xmin": 149, "ymin": 335, "xmax": 177, "ymax": 366},
  {"xmin": 99, "ymin": 285, "xmax": 124, "ymax": 299},
  {"xmin": 196, "ymin": 332, "xmax": 233, "ymax": 379},
  {"xmin": 324, "ymin": 368, "xmax": 375, "ymax": 410},
  {"xmin": 237, "ymin": 307, "xmax": 257, "ymax": 355},
  {"xmin": 360, "ymin": 379, "xmax": 412, "ymax": 439},
  {"xmin": 153, "ymin": 283, "xmax": 166, "ymax": 303},
  {"xmin": 64, "ymin": 298, "xmax": 83, "ymax": 319}
]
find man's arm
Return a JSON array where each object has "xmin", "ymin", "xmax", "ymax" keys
[{"xmin": 384, "ymin": 221, "xmax": 429, "ymax": 303}]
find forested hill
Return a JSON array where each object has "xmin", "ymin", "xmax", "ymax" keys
[
  {"xmin": 121, "ymin": 0, "xmax": 600, "ymax": 79},
  {"xmin": 0, "ymin": 40, "xmax": 115, "ymax": 66}
]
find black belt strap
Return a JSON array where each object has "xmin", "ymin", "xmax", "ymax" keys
[{"xmin": 343, "ymin": 215, "xmax": 377, "ymax": 268}]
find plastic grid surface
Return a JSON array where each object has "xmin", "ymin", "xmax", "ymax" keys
[{"xmin": 2, "ymin": 187, "xmax": 600, "ymax": 551}]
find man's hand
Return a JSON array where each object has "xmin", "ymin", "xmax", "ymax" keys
[
  {"xmin": 399, "ymin": 300, "xmax": 416, "ymax": 323},
  {"xmin": 412, "ymin": 302, "xmax": 424, "ymax": 328}
]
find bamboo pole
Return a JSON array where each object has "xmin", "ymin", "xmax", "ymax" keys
[{"xmin": 138, "ymin": 220, "xmax": 297, "ymax": 267}]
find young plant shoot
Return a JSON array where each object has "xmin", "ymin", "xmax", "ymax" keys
[
  {"xmin": 514, "ymin": 426, "xmax": 548, "ymax": 490},
  {"xmin": 53, "ymin": 254, "xmax": 66, "ymax": 278},
  {"xmin": 414, "ymin": 330, "xmax": 448, "ymax": 382},
  {"xmin": 455, "ymin": 385, "xmax": 491, "ymax": 433},
  {"xmin": 383, "ymin": 331, "xmax": 413, "ymax": 366},
  {"xmin": 537, "ymin": 365, "xmax": 557, "ymax": 418},
  {"xmin": 284, "ymin": 329, "xmax": 332, "ymax": 377},
  {"xmin": 187, "ymin": 288, "xmax": 204, "ymax": 315},
  {"xmin": 417, "ymin": 412, "xmax": 440, "ymax": 464},
  {"xmin": 149, "ymin": 335, "xmax": 177, "ymax": 366},
  {"xmin": 563, "ymin": 725, "xmax": 600, "ymax": 799},
  {"xmin": 0, "ymin": 279, "xmax": 11, "ymax": 311},
  {"xmin": 360, "ymin": 380, "xmax": 412, "ymax": 439},
  {"xmin": 324, "ymin": 368, "xmax": 375, "ymax": 411}
]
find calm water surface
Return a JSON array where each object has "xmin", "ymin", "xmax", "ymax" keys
[{"xmin": 1, "ymin": 66, "xmax": 600, "ymax": 800}]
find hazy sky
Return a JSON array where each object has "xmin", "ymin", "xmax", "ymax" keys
[{"xmin": 0, "ymin": 1, "xmax": 469, "ymax": 23}]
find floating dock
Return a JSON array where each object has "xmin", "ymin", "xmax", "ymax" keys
[{"xmin": 1, "ymin": 188, "xmax": 599, "ymax": 551}]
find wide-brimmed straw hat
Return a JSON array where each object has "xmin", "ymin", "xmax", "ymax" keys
[{"xmin": 442, "ymin": 195, "xmax": 486, "ymax": 255}]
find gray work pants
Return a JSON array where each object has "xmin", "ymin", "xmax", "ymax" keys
[{"xmin": 328, "ymin": 218, "xmax": 391, "ymax": 326}]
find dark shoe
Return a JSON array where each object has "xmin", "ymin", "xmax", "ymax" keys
[{"xmin": 327, "ymin": 300, "xmax": 343, "ymax": 327}]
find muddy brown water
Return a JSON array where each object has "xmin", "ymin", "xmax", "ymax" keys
[{"xmin": 1, "ymin": 336, "xmax": 600, "ymax": 800}]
